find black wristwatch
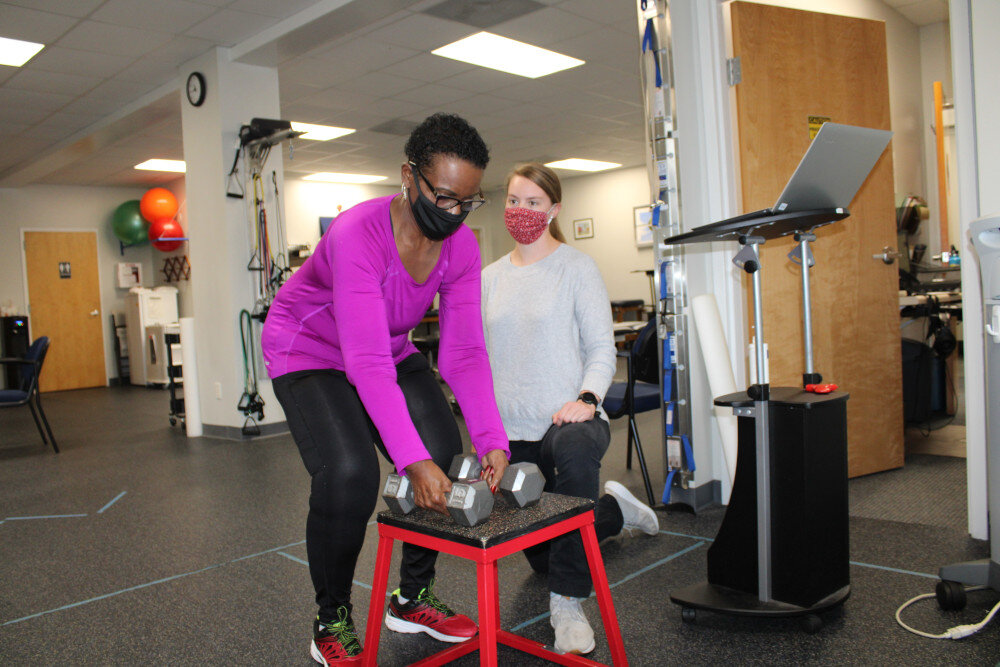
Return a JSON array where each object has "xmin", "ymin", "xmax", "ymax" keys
[{"xmin": 577, "ymin": 391, "xmax": 599, "ymax": 407}]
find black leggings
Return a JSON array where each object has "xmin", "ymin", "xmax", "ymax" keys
[
  {"xmin": 510, "ymin": 418, "xmax": 624, "ymax": 598},
  {"xmin": 272, "ymin": 353, "xmax": 462, "ymax": 619}
]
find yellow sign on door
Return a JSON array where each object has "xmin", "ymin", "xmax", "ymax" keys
[{"xmin": 808, "ymin": 115, "xmax": 831, "ymax": 139}]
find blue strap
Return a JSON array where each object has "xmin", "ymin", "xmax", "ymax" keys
[
  {"xmin": 663, "ymin": 368, "xmax": 673, "ymax": 403},
  {"xmin": 659, "ymin": 262, "xmax": 669, "ymax": 299},
  {"xmin": 682, "ymin": 434, "xmax": 696, "ymax": 473},
  {"xmin": 662, "ymin": 469, "xmax": 675, "ymax": 504},
  {"xmin": 651, "ymin": 203, "xmax": 661, "ymax": 227},
  {"xmin": 664, "ymin": 403, "xmax": 674, "ymax": 435},
  {"xmin": 641, "ymin": 19, "xmax": 662, "ymax": 88}
]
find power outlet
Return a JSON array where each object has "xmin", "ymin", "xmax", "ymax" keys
[{"xmin": 214, "ymin": 382, "xmax": 222, "ymax": 400}]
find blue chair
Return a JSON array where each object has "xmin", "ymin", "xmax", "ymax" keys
[
  {"xmin": 0, "ymin": 336, "xmax": 58, "ymax": 453},
  {"xmin": 603, "ymin": 320, "xmax": 659, "ymax": 505}
]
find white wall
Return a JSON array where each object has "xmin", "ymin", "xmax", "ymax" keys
[
  {"xmin": 0, "ymin": 184, "xmax": 155, "ymax": 383},
  {"xmin": 917, "ymin": 22, "xmax": 955, "ymax": 257},
  {"xmin": 283, "ymin": 179, "xmax": 398, "ymax": 250},
  {"xmin": 152, "ymin": 177, "xmax": 193, "ymax": 318},
  {"xmin": 742, "ymin": 0, "xmax": 926, "ymax": 198},
  {"xmin": 478, "ymin": 166, "xmax": 654, "ymax": 303}
]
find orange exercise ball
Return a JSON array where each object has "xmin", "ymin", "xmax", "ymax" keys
[
  {"xmin": 148, "ymin": 217, "xmax": 185, "ymax": 252},
  {"xmin": 140, "ymin": 188, "xmax": 178, "ymax": 223}
]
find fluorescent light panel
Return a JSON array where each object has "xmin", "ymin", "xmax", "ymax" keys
[
  {"xmin": 290, "ymin": 122, "xmax": 355, "ymax": 141},
  {"xmin": 134, "ymin": 159, "xmax": 186, "ymax": 173},
  {"xmin": 545, "ymin": 158, "xmax": 621, "ymax": 172},
  {"xmin": 0, "ymin": 36, "xmax": 44, "ymax": 67},
  {"xmin": 432, "ymin": 32, "xmax": 584, "ymax": 79},
  {"xmin": 303, "ymin": 172, "xmax": 386, "ymax": 184}
]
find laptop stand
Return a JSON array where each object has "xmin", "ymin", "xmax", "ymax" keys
[{"xmin": 664, "ymin": 208, "xmax": 851, "ymax": 632}]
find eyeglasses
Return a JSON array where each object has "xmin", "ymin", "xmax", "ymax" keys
[{"xmin": 409, "ymin": 162, "xmax": 487, "ymax": 212}]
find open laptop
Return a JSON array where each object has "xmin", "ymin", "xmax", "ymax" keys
[{"xmin": 724, "ymin": 122, "xmax": 893, "ymax": 225}]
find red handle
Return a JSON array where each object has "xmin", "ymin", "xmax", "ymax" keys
[{"xmin": 805, "ymin": 383, "xmax": 838, "ymax": 394}]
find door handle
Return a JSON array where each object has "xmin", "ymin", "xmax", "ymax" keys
[
  {"xmin": 90, "ymin": 309, "xmax": 99, "ymax": 316},
  {"xmin": 872, "ymin": 246, "xmax": 901, "ymax": 265}
]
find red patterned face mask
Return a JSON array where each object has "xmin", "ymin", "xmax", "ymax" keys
[{"xmin": 504, "ymin": 206, "xmax": 555, "ymax": 245}]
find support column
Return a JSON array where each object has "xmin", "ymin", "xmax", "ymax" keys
[{"xmin": 179, "ymin": 47, "xmax": 286, "ymax": 435}]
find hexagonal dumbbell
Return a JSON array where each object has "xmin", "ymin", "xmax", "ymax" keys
[
  {"xmin": 383, "ymin": 473, "xmax": 494, "ymax": 527},
  {"xmin": 382, "ymin": 473, "xmax": 415, "ymax": 514},
  {"xmin": 448, "ymin": 453, "xmax": 483, "ymax": 481},
  {"xmin": 445, "ymin": 479, "xmax": 494, "ymax": 527},
  {"xmin": 498, "ymin": 462, "xmax": 545, "ymax": 508}
]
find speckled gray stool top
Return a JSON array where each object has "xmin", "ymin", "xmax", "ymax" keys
[{"xmin": 376, "ymin": 492, "xmax": 595, "ymax": 549}]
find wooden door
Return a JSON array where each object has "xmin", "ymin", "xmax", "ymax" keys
[
  {"xmin": 24, "ymin": 231, "xmax": 107, "ymax": 392},
  {"xmin": 730, "ymin": 2, "xmax": 903, "ymax": 477}
]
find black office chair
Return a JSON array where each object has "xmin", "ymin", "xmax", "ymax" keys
[
  {"xmin": 0, "ymin": 336, "xmax": 58, "ymax": 453},
  {"xmin": 603, "ymin": 320, "xmax": 660, "ymax": 505}
]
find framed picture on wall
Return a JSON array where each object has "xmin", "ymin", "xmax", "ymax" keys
[
  {"xmin": 633, "ymin": 206, "xmax": 654, "ymax": 247},
  {"xmin": 573, "ymin": 218, "xmax": 594, "ymax": 240}
]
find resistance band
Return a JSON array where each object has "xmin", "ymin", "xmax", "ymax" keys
[{"xmin": 238, "ymin": 309, "xmax": 265, "ymax": 436}]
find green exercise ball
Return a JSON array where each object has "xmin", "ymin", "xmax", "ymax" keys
[{"xmin": 112, "ymin": 200, "xmax": 148, "ymax": 245}]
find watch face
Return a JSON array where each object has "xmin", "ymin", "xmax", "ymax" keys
[{"xmin": 186, "ymin": 72, "xmax": 205, "ymax": 106}]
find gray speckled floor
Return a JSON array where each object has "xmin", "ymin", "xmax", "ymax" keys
[{"xmin": 1, "ymin": 385, "xmax": 997, "ymax": 665}]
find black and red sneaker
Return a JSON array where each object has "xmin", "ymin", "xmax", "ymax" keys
[
  {"xmin": 310, "ymin": 607, "xmax": 363, "ymax": 665},
  {"xmin": 384, "ymin": 582, "xmax": 478, "ymax": 643}
]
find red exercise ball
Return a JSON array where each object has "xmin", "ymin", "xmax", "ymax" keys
[
  {"xmin": 148, "ymin": 217, "xmax": 185, "ymax": 252},
  {"xmin": 140, "ymin": 187, "xmax": 179, "ymax": 223}
]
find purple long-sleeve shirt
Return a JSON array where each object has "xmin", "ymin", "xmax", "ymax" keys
[{"xmin": 262, "ymin": 195, "xmax": 508, "ymax": 473}]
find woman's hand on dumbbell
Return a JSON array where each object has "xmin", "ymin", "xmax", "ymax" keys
[
  {"xmin": 481, "ymin": 449, "xmax": 509, "ymax": 493},
  {"xmin": 405, "ymin": 459, "xmax": 453, "ymax": 516}
]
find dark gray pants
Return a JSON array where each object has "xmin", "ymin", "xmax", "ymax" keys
[{"xmin": 509, "ymin": 418, "xmax": 623, "ymax": 598}]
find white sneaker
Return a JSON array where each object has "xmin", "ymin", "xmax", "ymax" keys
[
  {"xmin": 604, "ymin": 480, "xmax": 659, "ymax": 536},
  {"xmin": 549, "ymin": 593, "xmax": 596, "ymax": 655}
]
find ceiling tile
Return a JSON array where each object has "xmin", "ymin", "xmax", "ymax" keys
[
  {"xmin": 227, "ymin": 0, "xmax": 318, "ymax": 19},
  {"xmin": 57, "ymin": 20, "xmax": 174, "ymax": 57},
  {"xmin": 91, "ymin": 0, "xmax": 219, "ymax": 33},
  {"xmin": 0, "ymin": 87, "xmax": 74, "ymax": 113},
  {"xmin": 4, "ymin": 69, "xmax": 102, "ymax": 96},
  {"xmin": 1, "ymin": 0, "xmax": 105, "ymax": 19},
  {"xmin": 489, "ymin": 5, "xmax": 602, "ymax": 46},
  {"xmin": 365, "ymin": 12, "xmax": 476, "ymax": 52},
  {"xmin": 331, "ymin": 70, "xmax": 423, "ymax": 98},
  {"xmin": 27, "ymin": 46, "xmax": 134, "ymax": 78},
  {"xmin": 0, "ymin": 4, "xmax": 78, "ymax": 43},
  {"xmin": 900, "ymin": 0, "xmax": 949, "ymax": 25},
  {"xmin": 388, "ymin": 51, "xmax": 475, "ymax": 83},
  {"xmin": 184, "ymin": 8, "xmax": 280, "ymax": 45}
]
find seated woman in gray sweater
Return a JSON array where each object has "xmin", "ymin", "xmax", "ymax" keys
[{"xmin": 481, "ymin": 162, "xmax": 659, "ymax": 655}]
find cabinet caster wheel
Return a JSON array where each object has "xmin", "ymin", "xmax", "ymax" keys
[
  {"xmin": 936, "ymin": 580, "xmax": 967, "ymax": 611},
  {"xmin": 681, "ymin": 607, "xmax": 696, "ymax": 624},
  {"xmin": 800, "ymin": 614, "xmax": 822, "ymax": 634}
]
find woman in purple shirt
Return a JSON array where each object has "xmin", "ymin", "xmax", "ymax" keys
[{"xmin": 263, "ymin": 114, "xmax": 510, "ymax": 665}]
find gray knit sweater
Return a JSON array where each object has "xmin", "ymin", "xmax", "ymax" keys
[{"xmin": 481, "ymin": 244, "xmax": 617, "ymax": 441}]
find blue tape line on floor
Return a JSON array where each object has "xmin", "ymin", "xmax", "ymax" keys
[
  {"xmin": 1, "ymin": 539, "xmax": 305, "ymax": 627},
  {"xmin": 659, "ymin": 529, "xmax": 714, "ymax": 542},
  {"xmin": 97, "ymin": 491, "xmax": 127, "ymax": 514},
  {"xmin": 276, "ymin": 551, "xmax": 391, "ymax": 596},
  {"xmin": 5, "ymin": 514, "xmax": 87, "ymax": 521},
  {"xmin": 850, "ymin": 560, "xmax": 937, "ymax": 579},
  {"xmin": 509, "ymin": 541, "xmax": 707, "ymax": 633}
]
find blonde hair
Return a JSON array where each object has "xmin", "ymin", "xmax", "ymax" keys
[{"xmin": 505, "ymin": 162, "xmax": 566, "ymax": 242}]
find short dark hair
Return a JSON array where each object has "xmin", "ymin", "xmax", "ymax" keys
[{"xmin": 404, "ymin": 113, "xmax": 490, "ymax": 171}]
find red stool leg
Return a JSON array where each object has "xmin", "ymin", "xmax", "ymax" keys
[
  {"xmin": 580, "ymin": 523, "xmax": 629, "ymax": 666},
  {"xmin": 477, "ymin": 559, "xmax": 499, "ymax": 666},
  {"xmin": 362, "ymin": 532, "xmax": 394, "ymax": 667}
]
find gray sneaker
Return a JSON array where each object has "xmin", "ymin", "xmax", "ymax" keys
[
  {"xmin": 549, "ymin": 593, "xmax": 596, "ymax": 654},
  {"xmin": 604, "ymin": 480, "xmax": 659, "ymax": 535}
]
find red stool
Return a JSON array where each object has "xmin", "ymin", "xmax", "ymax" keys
[{"xmin": 362, "ymin": 493, "xmax": 629, "ymax": 666}]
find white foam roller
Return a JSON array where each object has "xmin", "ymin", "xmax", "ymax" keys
[
  {"xmin": 180, "ymin": 317, "xmax": 202, "ymax": 438},
  {"xmin": 691, "ymin": 294, "xmax": 738, "ymax": 485}
]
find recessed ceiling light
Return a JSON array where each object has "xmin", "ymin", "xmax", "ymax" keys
[
  {"xmin": 544, "ymin": 158, "xmax": 621, "ymax": 172},
  {"xmin": 290, "ymin": 122, "xmax": 355, "ymax": 141},
  {"xmin": 432, "ymin": 32, "xmax": 584, "ymax": 79},
  {"xmin": 303, "ymin": 172, "xmax": 387, "ymax": 184},
  {"xmin": 134, "ymin": 159, "xmax": 186, "ymax": 173},
  {"xmin": 0, "ymin": 36, "xmax": 44, "ymax": 67}
]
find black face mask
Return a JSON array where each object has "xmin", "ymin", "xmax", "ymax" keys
[{"xmin": 407, "ymin": 182, "xmax": 469, "ymax": 241}]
